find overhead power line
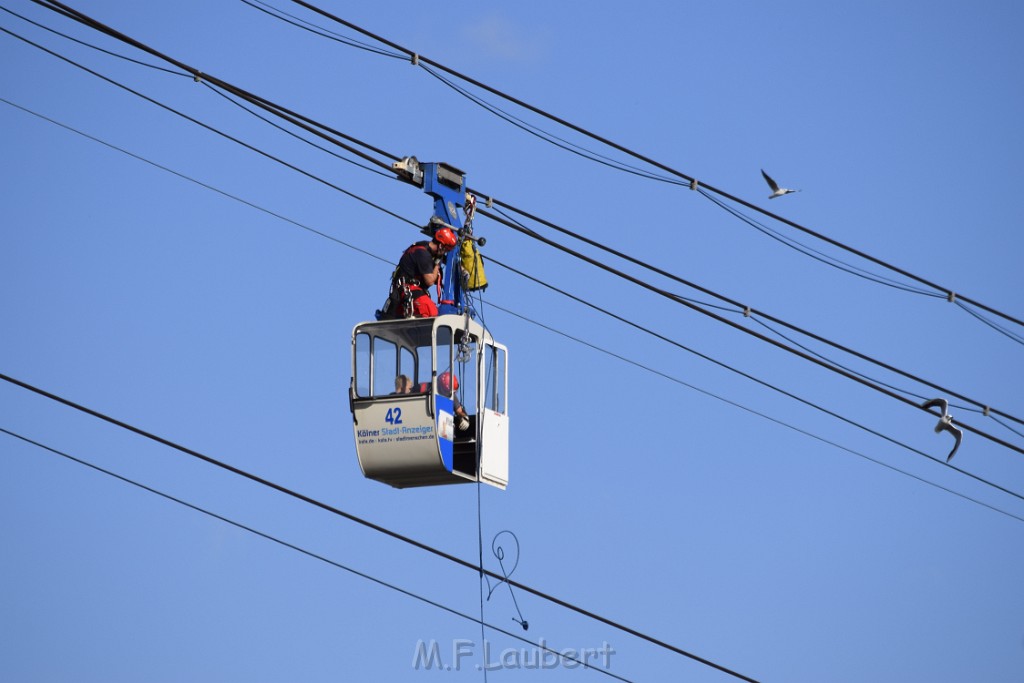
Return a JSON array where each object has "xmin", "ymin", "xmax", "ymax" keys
[
  {"xmin": 417, "ymin": 62, "xmax": 682, "ymax": 186},
  {"xmin": 0, "ymin": 373, "xmax": 759, "ymax": 682},
  {"xmin": 482, "ymin": 202, "xmax": 1024, "ymax": 430},
  {"xmin": 4, "ymin": 9, "xmax": 1015, "ymax": 671},
  {"xmin": 0, "ymin": 2, "xmax": 391, "ymax": 181},
  {"xmin": 24, "ymin": 0, "xmax": 395, "ymax": 172},
  {"xmin": 6, "ymin": 94, "xmax": 1022, "ymax": 521},
  {"xmin": 695, "ymin": 187, "xmax": 938, "ymax": 298},
  {"xmin": 0, "ymin": 4, "xmax": 183, "ymax": 75},
  {"xmin": 481, "ymin": 258, "xmax": 1024, "ymax": 512},
  {"xmin": 274, "ymin": 0, "xmax": 1024, "ymax": 337},
  {"xmin": 8, "ymin": 7, "xmax": 1023, "ymax": 456},
  {"xmin": 223, "ymin": 2, "xmax": 1024, "ymax": 429},
  {"xmin": 202, "ymin": 82, "xmax": 394, "ymax": 179},
  {"xmin": 0, "ymin": 96, "xmax": 391, "ymax": 263},
  {"xmin": 477, "ymin": 208, "xmax": 1024, "ymax": 457},
  {"xmin": 0, "ymin": 24, "xmax": 414, "ymax": 228},
  {"xmin": 28, "ymin": 0, "xmax": 1024, "ymax": 345},
  {"xmin": 0, "ymin": 426, "xmax": 634, "ymax": 683},
  {"xmin": 8, "ymin": 95, "xmax": 1022, "ymax": 524},
  {"xmin": 238, "ymin": 0, "xmax": 404, "ymax": 60}
]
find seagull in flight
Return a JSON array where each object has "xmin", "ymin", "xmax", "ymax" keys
[
  {"xmin": 921, "ymin": 397, "xmax": 963, "ymax": 462},
  {"xmin": 761, "ymin": 169, "xmax": 799, "ymax": 199}
]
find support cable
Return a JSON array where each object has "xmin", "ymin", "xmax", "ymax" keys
[
  {"xmin": 0, "ymin": 96, "xmax": 395, "ymax": 264},
  {"xmin": 484, "ymin": 299, "xmax": 1024, "ymax": 524},
  {"xmin": 26, "ymin": 0, "xmax": 396, "ymax": 173},
  {"xmin": 9, "ymin": 94, "xmax": 1024, "ymax": 524},
  {"xmin": 697, "ymin": 187, "xmax": 938, "ymax": 297},
  {"xmin": 0, "ymin": 374, "xmax": 759, "ymax": 682},
  {"xmin": 0, "ymin": 24, "xmax": 415, "ymax": 229},
  {"xmin": 239, "ymin": 0, "xmax": 404, "ymax": 59},
  {"xmin": 276, "ymin": 0, "xmax": 1024, "ymax": 334},
  {"xmin": 34, "ymin": 0, "xmax": 1024, "ymax": 345},
  {"xmin": 483, "ymin": 258, "xmax": 1024, "ymax": 509},
  {"xmin": 14, "ymin": 2, "xmax": 1024, "ymax": 435},
  {"xmin": 0, "ymin": 426, "xmax": 634, "ymax": 683},
  {"xmin": 483, "ymin": 202, "xmax": 1024, "ymax": 430},
  {"xmin": 476, "ymin": 210, "xmax": 1024, "ymax": 457},
  {"xmin": 201, "ymin": 81, "xmax": 394, "ymax": 180},
  {"xmin": 0, "ymin": 3, "xmax": 185, "ymax": 75},
  {"xmin": 5, "ymin": 15, "xmax": 1022, "ymax": 456},
  {"xmin": 417, "ymin": 62, "xmax": 682, "ymax": 186},
  {"xmin": 745, "ymin": 314, "xmax": 1024, "ymax": 442}
]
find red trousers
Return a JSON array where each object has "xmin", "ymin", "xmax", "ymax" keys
[{"xmin": 410, "ymin": 293, "xmax": 438, "ymax": 317}]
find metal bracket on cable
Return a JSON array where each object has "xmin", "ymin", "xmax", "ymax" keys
[
  {"xmin": 689, "ymin": 178, "xmax": 699, "ymax": 191},
  {"xmin": 922, "ymin": 398, "xmax": 963, "ymax": 462},
  {"xmin": 411, "ymin": 53, "xmax": 419, "ymax": 66},
  {"xmin": 392, "ymin": 155, "xmax": 424, "ymax": 186}
]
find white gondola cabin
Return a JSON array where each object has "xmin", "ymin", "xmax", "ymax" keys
[{"xmin": 350, "ymin": 314, "xmax": 509, "ymax": 489}]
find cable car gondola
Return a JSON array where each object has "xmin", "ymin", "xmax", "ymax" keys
[
  {"xmin": 348, "ymin": 160, "xmax": 509, "ymax": 490},
  {"xmin": 350, "ymin": 314, "xmax": 508, "ymax": 489}
]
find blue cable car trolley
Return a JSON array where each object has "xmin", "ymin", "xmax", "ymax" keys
[{"xmin": 349, "ymin": 160, "xmax": 509, "ymax": 489}]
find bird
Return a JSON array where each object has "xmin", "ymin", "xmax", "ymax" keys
[
  {"xmin": 921, "ymin": 398, "xmax": 964, "ymax": 462},
  {"xmin": 761, "ymin": 169, "xmax": 800, "ymax": 199}
]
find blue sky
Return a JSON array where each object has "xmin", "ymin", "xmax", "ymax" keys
[{"xmin": 2, "ymin": 1, "xmax": 1023, "ymax": 681}]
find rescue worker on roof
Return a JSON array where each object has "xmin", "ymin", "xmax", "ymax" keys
[{"xmin": 380, "ymin": 227, "xmax": 458, "ymax": 319}]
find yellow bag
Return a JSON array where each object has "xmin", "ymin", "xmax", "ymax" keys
[{"xmin": 460, "ymin": 239, "xmax": 487, "ymax": 291}]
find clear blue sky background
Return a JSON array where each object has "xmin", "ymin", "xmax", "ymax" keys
[{"xmin": 2, "ymin": 1, "xmax": 1023, "ymax": 681}]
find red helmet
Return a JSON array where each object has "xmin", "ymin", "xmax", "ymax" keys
[
  {"xmin": 433, "ymin": 227, "xmax": 458, "ymax": 251},
  {"xmin": 439, "ymin": 371, "xmax": 458, "ymax": 394}
]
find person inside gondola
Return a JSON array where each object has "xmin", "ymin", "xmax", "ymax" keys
[
  {"xmin": 393, "ymin": 374, "xmax": 412, "ymax": 394},
  {"xmin": 438, "ymin": 371, "xmax": 471, "ymax": 432},
  {"xmin": 412, "ymin": 371, "xmax": 469, "ymax": 431}
]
